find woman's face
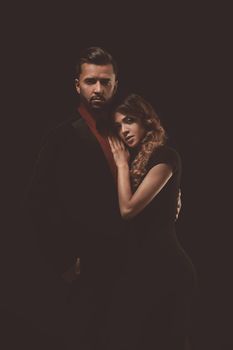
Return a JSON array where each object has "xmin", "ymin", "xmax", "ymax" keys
[{"xmin": 114, "ymin": 112, "xmax": 146, "ymax": 148}]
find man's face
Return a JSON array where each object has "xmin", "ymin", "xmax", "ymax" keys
[{"xmin": 75, "ymin": 63, "xmax": 118, "ymax": 110}]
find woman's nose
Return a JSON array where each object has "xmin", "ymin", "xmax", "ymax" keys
[{"xmin": 121, "ymin": 124, "xmax": 129, "ymax": 135}]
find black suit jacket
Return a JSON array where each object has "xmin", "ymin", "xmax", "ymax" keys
[{"xmin": 25, "ymin": 111, "xmax": 124, "ymax": 280}]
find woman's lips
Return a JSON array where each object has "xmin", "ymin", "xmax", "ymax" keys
[{"xmin": 125, "ymin": 136, "xmax": 134, "ymax": 143}]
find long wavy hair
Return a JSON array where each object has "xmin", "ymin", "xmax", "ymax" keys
[{"xmin": 113, "ymin": 94, "xmax": 167, "ymax": 190}]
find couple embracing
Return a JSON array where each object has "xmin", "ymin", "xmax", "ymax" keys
[{"xmin": 26, "ymin": 46, "xmax": 196, "ymax": 349}]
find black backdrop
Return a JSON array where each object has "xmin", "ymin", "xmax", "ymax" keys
[{"xmin": 2, "ymin": 3, "xmax": 231, "ymax": 349}]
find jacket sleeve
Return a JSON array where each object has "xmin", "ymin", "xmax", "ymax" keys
[{"xmin": 24, "ymin": 128, "xmax": 78, "ymax": 276}]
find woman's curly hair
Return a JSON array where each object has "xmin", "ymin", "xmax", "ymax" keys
[{"xmin": 114, "ymin": 94, "xmax": 167, "ymax": 190}]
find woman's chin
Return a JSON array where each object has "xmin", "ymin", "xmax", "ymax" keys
[{"xmin": 128, "ymin": 141, "xmax": 140, "ymax": 148}]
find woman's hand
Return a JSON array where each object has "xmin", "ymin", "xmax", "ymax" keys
[{"xmin": 108, "ymin": 137, "xmax": 130, "ymax": 167}]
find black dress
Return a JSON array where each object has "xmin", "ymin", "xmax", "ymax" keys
[{"xmin": 103, "ymin": 145, "xmax": 197, "ymax": 350}]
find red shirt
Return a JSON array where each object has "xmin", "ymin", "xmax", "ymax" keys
[{"xmin": 78, "ymin": 104, "xmax": 117, "ymax": 183}]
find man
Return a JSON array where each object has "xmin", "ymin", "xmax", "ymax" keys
[
  {"xmin": 26, "ymin": 46, "xmax": 182, "ymax": 349},
  {"xmin": 25, "ymin": 47, "xmax": 125, "ymax": 349}
]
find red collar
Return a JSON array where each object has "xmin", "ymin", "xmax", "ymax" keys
[
  {"xmin": 78, "ymin": 104, "xmax": 117, "ymax": 183},
  {"xmin": 78, "ymin": 104, "xmax": 96, "ymax": 130}
]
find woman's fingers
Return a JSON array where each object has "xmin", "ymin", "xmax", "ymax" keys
[
  {"xmin": 113, "ymin": 137, "xmax": 124, "ymax": 149},
  {"xmin": 108, "ymin": 136, "xmax": 123, "ymax": 151},
  {"xmin": 119, "ymin": 140, "xmax": 125, "ymax": 149},
  {"xmin": 108, "ymin": 137, "xmax": 113, "ymax": 150},
  {"xmin": 108, "ymin": 136, "xmax": 129, "ymax": 166},
  {"xmin": 108, "ymin": 137, "xmax": 116, "ymax": 153},
  {"xmin": 108, "ymin": 137, "xmax": 116, "ymax": 151}
]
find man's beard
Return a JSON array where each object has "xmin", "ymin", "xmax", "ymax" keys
[
  {"xmin": 80, "ymin": 95, "xmax": 114, "ymax": 116},
  {"xmin": 89, "ymin": 95, "xmax": 107, "ymax": 110},
  {"xmin": 79, "ymin": 95, "xmax": 114, "ymax": 136}
]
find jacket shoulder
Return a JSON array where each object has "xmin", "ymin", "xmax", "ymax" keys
[{"xmin": 42, "ymin": 111, "xmax": 83, "ymax": 144}]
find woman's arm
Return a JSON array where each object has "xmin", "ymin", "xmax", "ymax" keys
[{"xmin": 108, "ymin": 137, "xmax": 173, "ymax": 219}]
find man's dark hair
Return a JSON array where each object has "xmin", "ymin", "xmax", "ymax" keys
[{"xmin": 75, "ymin": 46, "xmax": 118, "ymax": 78}]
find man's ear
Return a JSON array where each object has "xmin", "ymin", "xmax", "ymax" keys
[{"xmin": 75, "ymin": 78, "xmax": 80, "ymax": 94}]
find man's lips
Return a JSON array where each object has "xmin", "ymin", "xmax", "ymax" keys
[{"xmin": 91, "ymin": 96, "xmax": 105, "ymax": 102}]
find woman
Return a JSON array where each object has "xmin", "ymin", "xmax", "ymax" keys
[{"xmin": 105, "ymin": 94, "xmax": 197, "ymax": 349}]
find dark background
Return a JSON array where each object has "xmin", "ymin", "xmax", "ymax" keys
[{"xmin": 2, "ymin": 3, "xmax": 231, "ymax": 349}]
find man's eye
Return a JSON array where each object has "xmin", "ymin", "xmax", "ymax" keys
[
  {"xmin": 100, "ymin": 79, "xmax": 110, "ymax": 86},
  {"xmin": 85, "ymin": 79, "xmax": 96, "ymax": 85}
]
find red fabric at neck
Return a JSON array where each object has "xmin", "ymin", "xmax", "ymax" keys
[{"xmin": 78, "ymin": 104, "xmax": 117, "ymax": 183}]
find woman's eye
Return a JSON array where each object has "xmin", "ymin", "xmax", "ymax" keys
[{"xmin": 125, "ymin": 117, "xmax": 134, "ymax": 123}]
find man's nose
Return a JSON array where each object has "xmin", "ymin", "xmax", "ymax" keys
[{"xmin": 93, "ymin": 81, "xmax": 103, "ymax": 94}]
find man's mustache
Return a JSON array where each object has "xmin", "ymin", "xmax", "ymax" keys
[{"xmin": 91, "ymin": 95, "xmax": 106, "ymax": 102}]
